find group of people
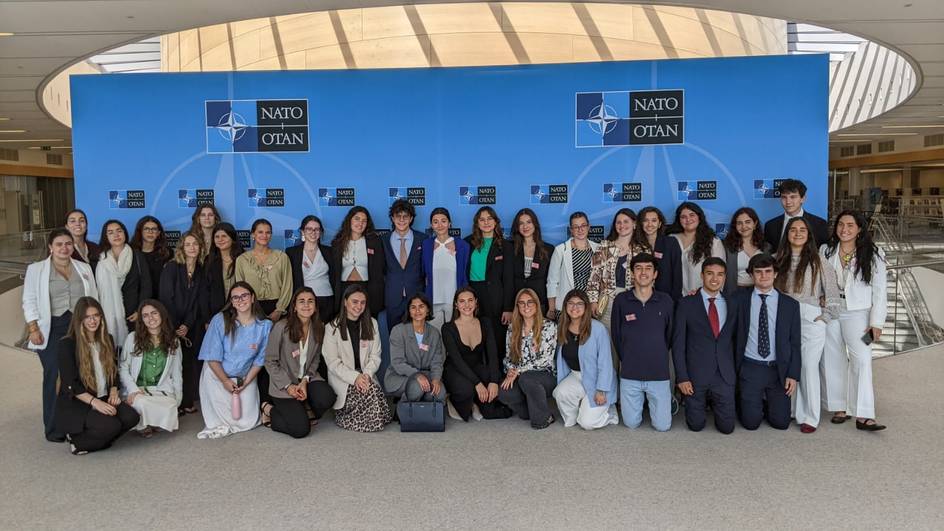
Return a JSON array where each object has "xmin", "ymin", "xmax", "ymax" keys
[{"xmin": 22, "ymin": 178, "xmax": 887, "ymax": 454}]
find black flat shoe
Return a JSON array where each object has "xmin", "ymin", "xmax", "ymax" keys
[
  {"xmin": 831, "ymin": 413, "xmax": 850, "ymax": 424},
  {"xmin": 856, "ymin": 419, "xmax": 886, "ymax": 431},
  {"xmin": 46, "ymin": 434, "xmax": 66, "ymax": 443},
  {"xmin": 532, "ymin": 415, "xmax": 555, "ymax": 430}
]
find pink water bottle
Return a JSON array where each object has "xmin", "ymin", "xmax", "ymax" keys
[{"xmin": 231, "ymin": 382, "xmax": 242, "ymax": 420}]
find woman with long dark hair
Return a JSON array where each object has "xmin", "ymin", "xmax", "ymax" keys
[
  {"xmin": 633, "ymin": 206, "xmax": 682, "ymax": 301},
  {"xmin": 422, "ymin": 207, "xmax": 470, "ymax": 328},
  {"xmin": 330, "ymin": 206, "xmax": 386, "ymax": 317},
  {"xmin": 547, "ymin": 211, "xmax": 600, "ymax": 319},
  {"xmin": 666, "ymin": 202, "xmax": 725, "ymax": 295},
  {"xmin": 159, "ymin": 231, "xmax": 208, "ymax": 416},
  {"xmin": 286, "ymin": 215, "xmax": 335, "ymax": 323},
  {"xmin": 774, "ymin": 217, "xmax": 841, "ymax": 433},
  {"xmin": 95, "ymin": 219, "xmax": 152, "ymax": 348},
  {"xmin": 465, "ymin": 206, "xmax": 514, "ymax": 354},
  {"xmin": 188, "ymin": 204, "xmax": 222, "ymax": 259},
  {"xmin": 821, "ymin": 210, "xmax": 888, "ymax": 431},
  {"xmin": 204, "ymin": 222, "xmax": 245, "ymax": 317},
  {"xmin": 261, "ymin": 287, "xmax": 336, "ymax": 438},
  {"xmin": 510, "ymin": 208, "xmax": 554, "ymax": 315},
  {"xmin": 65, "ymin": 209, "xmax": 101, "ymax": 271},
  {"xmin": 22, "ymin": 228, "xmax": 98, "ymax": 442},
  {"xmin": 197, "ymin": 282, "xmax": 271, "ymax": 439},
  {"xmin": 119, "ymin": 299, "xmax": 182, "ymax": 436},
  {"xmin": 722, "ymin": 207, "xmax": 768, "ymax": 295},
  {"xmin": 323, "ymin": 284, "xmax": 392, "ymax": 432},
  {"xmin": 130, "ymin": 215, "xmax": 171, "ymax": 297},
  {"xmin": 56, "ymin": 297, "xmax": 139, "ymax": 454},
  {"xmin": 587, "ymin": 208, "xmax": 646, "ymax": 335},
  {"xmin": 235, "ymin": 218, "xmax": 292, "ymax": 323}
]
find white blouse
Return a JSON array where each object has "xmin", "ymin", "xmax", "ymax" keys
[
  {"xmin": 672, "ymin": 234, "xmax": 726, "ymax": 295},
  {"xmin": 90, "ymin": 344, "xmax": 108, "ymax": 398},
  {"xmin": 341, "ymin": 238, "xmax": 369, "ymax": 281},
  {"xmin": 302, "ymin": 247, "xmax": 333, "ymax": 297},
  {"xmin": 432, "ymin": 238, "xmax": 457, "ymax": 305},
  {"xmin": 736, "ymin": 249, "xmax": 759, "ymax": 287}
]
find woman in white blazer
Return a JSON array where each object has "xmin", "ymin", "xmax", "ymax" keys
[
  {"xmin": 119, "ymin": 300, "xmax": 183, "ymax": 436},
  {"xmin": 323, "ymin": 284, "xmax": 391, "ymax": 432},
  {"xmin": 22, "ymin": 228, "xmax": 98, "ymax": 442},
  {"xmin": 820, "ymin": 210, "xmax": 888, "ymax": 431},
  {"xmin": 546, "ymin": 211, "xmax": 600, "ymax": 319}
]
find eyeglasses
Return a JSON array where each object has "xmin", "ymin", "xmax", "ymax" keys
[
  {"xmin": 570, "ymin": 224, "xmax": 589, "ymax": 231},
  {"xmin": 142, "ymin": 226, "xmax": 160, "ymax": 233},
  {"xmin": 566, "ymin": 301, "xmax": 585, "ymax": 308},
  {"xmin": 230, "ymin": 293, "xmax": 252, "ymax": 303},
  {"xmin": 516, "ymin": 300, "xmax": 536, "ymax": 308},
  {"xmin": 83, "ymin": 313, "xmax": 102, "ymax": 321}
]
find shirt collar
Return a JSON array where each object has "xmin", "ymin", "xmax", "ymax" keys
[
  {"xmin": 785, "ymin": 208, "xmax": 805, "ymax": 220},
  {"xmin": 753, "ymin": 287, "xmax": 778, "ymax": 300},
  {"xmin": 700, "ymin": 288, "xmax": 723, "ymax": 303},
  {"xmin": 629, "ymin": 288, "xmax": 662, "ymax": 303}
]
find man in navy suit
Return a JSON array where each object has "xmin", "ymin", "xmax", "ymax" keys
[
  {"xmin": 763, "ymin": 178, "xmax": 829, "ymax": 251},
  {"xmin": 673, "ymin": 257, "xmax": 738, "ymax": 434},
  {"xmin": 734, "ymin": 253, "xmax": 801, "ymax": 430},
  {"xmin": 383, "ymin": 198, "xmax": 427, "ymax": 332}
]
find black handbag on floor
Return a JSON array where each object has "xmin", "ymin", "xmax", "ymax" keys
[{"xmin": 397, "ymin": 401, "xmax": 445, "ymax": 432}]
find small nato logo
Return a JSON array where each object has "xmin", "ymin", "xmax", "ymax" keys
[
  {"xmin": 178, "ymin": 189, "xmax": 214, "ymax": 208},
  {"xmin": 754, "ymin": 179, "xmax": 785, "ymax": 199},
  {"xmin": 715, "ymin": 223, "xmax": 729, "ymax": 239},
  {"xmin": 248, "ymin": 188, "xmax": 285, "ymax": 207},
  {"xmin": 164, "ymin": 230, "xmax": 181, "ymax": 248},
  {"xmin": 603, "ymin": 182, "xmax": 642, "ymax": 203},
  {"xmin": 283, "ymin": 229, "xmax": 301, "ymax": 248},
  {"xmin": 677, "ymin": 180, "xmax": 717, "ymax": 201},
  {"xmin": 425, "ymin": 227, "xmax": 462, "ymax": 238},
  {"xmin": 108, "ymin": 190, "xmax": 145, "ymax": 209},
  {"xmin": 530, "ymin": 184, "xmax": 568, "ymax": 204},
  {"xmin": 588, "ymin": 225, "xmax": 606, "ymax": 243},
  {"xmin": 458, "ymin": 185, "xmax": 496, "ymax": 205},
  {"xmin": 389, "ymin": 187, "xmax": 426, "ymax": 206},
  {"xmin": 319, "ymin": 187, "xmax": 356, "ymax": 207},
  {"xmin": 236, "ymin": 230, "xmax": 252, "ymax": 248}
]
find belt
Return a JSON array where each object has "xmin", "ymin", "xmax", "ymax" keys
[{"xmin": 743, "ymin": 357, "xmax": 776, "ymax": 367}]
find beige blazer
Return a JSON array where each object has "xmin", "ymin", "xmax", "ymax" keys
[
  {"xmin": 264, "ymin": 320, "xmax": 325, "ymax": 399},
  {"xmin": 323, "ymin": 317, "xmax": 381, "ymax": 409}
]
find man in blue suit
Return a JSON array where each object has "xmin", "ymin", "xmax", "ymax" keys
[
  {"xmin": 383, "ymin": 198, "xmax": 427, "ymax": 332},
  {"xmin": 734, "ymin": 253, "xmax": 801, "ymax": 430},
  {"xmin": 673, "ymin": 257, "xmax": 738, "ymax": 434}
]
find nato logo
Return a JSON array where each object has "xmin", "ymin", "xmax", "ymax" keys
[
  {"xmin": 236, "ymin": 230, "xmax": 252, "ymax": 248},
  {"xmin": 178, "ymin": 189, "xmax": 214, "ymax": 208},
  {"xmin": 248, "ymin": 188, "xmax": 285, "ymax": 207},
  {"xmin": 677, "ymin": 181, "xmax": 717, "ymax": 201},
  {"xmin": 459, "ymin": 185, "xmax": 496, "ymax": 205},
  {"xmin": 588, "ymin": 225, "xmax": 606, "ymax": 243},
  {"xmin": 425, "ymin": 227, "xmax": 462, "ymax": 238},
  {"xmin": 319, "ymin": 187, "xmax": 355, "ymax": 207},
  {"xmin": 576, "ymin": 90, "xmax": 683, "ymax": 147},
  {"xmin": 108, "ymin": 190, "xmax": 145, "ymax": 209},
  {"xmin": 531, "ymin": 184, "xmax": 568, "ymax": 204},
  {"xmin": 714, "ymin": 223, "xmax": 729, "ymax": 239},
  {"xmin": 206, "ymin": 99, "xmax": 309, "ymax": 154},
  {"xmin": 754, "ymin": 179, "xmax": 786, "ymax": 199},
  {"xmin": 284, "ymin": 229, "xmax": 301, "ymax": 248},
  {"xmin": 603, "ymin": 182, "xmax": 642, "ymax": 202},
  {"xmin": 164, "ymin": 230, "xmax": 181, "ymax": 249},
  {"xmin": 389, "ymin": 187, "xmax": 426, "ymax": 206}
]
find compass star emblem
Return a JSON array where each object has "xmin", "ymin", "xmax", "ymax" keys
[
  {"xmin": 586, "ymin": 104, "xmax": 619, "ymax": 135},
  {"xmin": 216, "ymin": 112, "xmax": 248, "ymax": 143}
]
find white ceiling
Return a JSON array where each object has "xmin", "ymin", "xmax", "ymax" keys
[{"xmin": 1, "ymin": 0, "xmax": 943, "ymax": 150}]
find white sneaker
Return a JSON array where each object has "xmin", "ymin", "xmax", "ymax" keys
[
  {"xmin": 471, "ymin": 404, "xmax": 484, "ymax": 421},
  {"xmin": 446, "ymin": 398, "xmax": 462, "ymax": 421}
]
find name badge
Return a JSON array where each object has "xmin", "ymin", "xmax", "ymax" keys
[
  {"xmin": 367, "ymin": 248, "xmax": 374, "ymax": 255},
  {"xmin": 360, "ymin": 340, "xmax": 369, "ymax": 350},
  {"xmin": 495, "ymin": 255, "xmax": 503, "ymax": 261},
  {"xmin": 291, "ymin": 349, "xmax": 300, "ymax": 358},
  {"xmin": 625, "ymin": 314, "xmax": 637, "ymax": 322},
  {"xmin": 622, "ymin": 261, "xmax": 628, "ymax": 269},
  {"xmin": 418, "ymin": 343, "xmax": 429, "ymax": 351},
  {"xmin": 531, "ymin": 262, "xmax": 540, "ymax": 270},
  {"xmin": 654, "ymin": 252, "xmax": 663, "ymax": 259},
  {"xmin": 81, "ymin": 273, "xmax": 90, "ymax": 281},
  {"xmin": 249, "ymin": 343, "xmax": 258, "ymax": 351}
]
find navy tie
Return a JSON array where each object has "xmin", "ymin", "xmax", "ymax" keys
[{"xmin": 758, "ymin": 294, "xmax": 770, "ymax": 359}]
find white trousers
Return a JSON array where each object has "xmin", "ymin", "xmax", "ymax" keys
[
  {"xmin": 824, "ymin": 309, "xmax": 876, "ymax": 418},
  {"xmin": 129, "ymin": 389, "xmax": 179, "ymax": 432},
  {"xmin": 198, "ymin": 365, "xmax": 260, "ymax": 438},
  {"xmin": 552, "ymin": 371, "xmax": 618, "ymax": 430},
  {"xmin": 794, "ymin": 302, "xmax": 828, "ymax": 427},
  {"xmin": 430, "ymin": 303, "xmax": 452, "ymax": 330}
]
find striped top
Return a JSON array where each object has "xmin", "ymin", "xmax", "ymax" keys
[{"xmin": 572, "ymin": 247, "xmax": 593, "ymax": 291}]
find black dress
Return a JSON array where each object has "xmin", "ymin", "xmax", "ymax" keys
[
  {"xmin": 441, "ymin": 319, "xmax": 511, "ymax": 421},
  {"xmin": 159, "ymin": 261, "xmax": 209, "ymax": 410}
]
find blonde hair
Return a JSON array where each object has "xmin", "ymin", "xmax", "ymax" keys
[
  {"xmin": 173, "ymin": 231, "xmax": 204, "ymax": 265},
  {"xmin": 509, "ymin": 288, "xmax": 543, "ymax": 365}
]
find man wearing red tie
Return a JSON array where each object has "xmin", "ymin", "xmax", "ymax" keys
[{"xmin": 672, "ymin": 257, "xmax": 739, "ymax": 434}]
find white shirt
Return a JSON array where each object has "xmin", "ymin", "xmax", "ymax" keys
[
  {"xmin": 341, "ymin": 238, "xmax": 369, "ymax": 280},
  {"xmin": 780, "ymin": 208, "xmax": 805, "ymax": 239},
  {"xmin": 736, "ymin": 250, "xmax": 757, "ymax": 287},
  {"xmin": 673, "ymin": 234, "xmax": 725, "ymax": 295},
  {"xmin": 297, "ymin": 334, "xmax": 309, "ymax": 379},
  {"xmin": 699, "ymin": 289, "xmax": 727, "ymax": 330},
  {"xmin": 90, "ymin": 344, "xmax": 108, "ymax": 398},
  {"xmin": 745, "ymin": 288, "xmax": 779, "ymax": 362},
  {"xmin": 432, "ymin": 238, "xmax": 457, "ymax": 305},
  {"xmin": 302, "ymin": 246, "xmax": 333, "ymax": 296}
]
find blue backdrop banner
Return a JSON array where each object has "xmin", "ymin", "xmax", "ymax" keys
[{"xmin": 71, "ymin": 54, "xmax": 828, "ymax": 246}]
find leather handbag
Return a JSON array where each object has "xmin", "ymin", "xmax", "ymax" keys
[{"xmin": 397, "ymin": 401, "xmax": 445, "ymax": 432}]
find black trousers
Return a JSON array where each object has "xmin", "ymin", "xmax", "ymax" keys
[
  {"xmin": 179, "ymin": 328, "xmax": 203, "ymax": 410},
  {"xmin": 498, "ymin": 370, "xmax": 556, "ymax": 427},
  {"xmin": 268, "ymin": 380, "xmax": 337, "ymax": 438},
  {"xmin": 738, "ymin": 360, "xmax": 791, "ymax": 430},
  {"xmin": 442, "ymin": 363, "xmax": 509, "ymax": 421},
  {"xmin": 316, "ymin": 296, "xmax": 335, "ymax": 328},
  {"xmin": 69, "ymin": 402, "xmax": 139, "ymax": 453},
  {"xmin": 255, "ymin": 299, "xmax": 282, "ymax": 403},
  {"xmin": 469, "ymin": 280, "xmax": 508, "ymax": 356},
  {"xmin": 38, "ymin": 312, "xmax": 71, "ymax": 439},
  {"xmin": 684, "ymin": 368, "xmax": 736, "ymax": 434}
]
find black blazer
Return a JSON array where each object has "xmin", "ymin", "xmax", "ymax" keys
[
  {"xmin": 204, "ymin": 258, "xmax": 234, "ymax": 318},
  {"xmin": 72, "ymin": 240, "xmax": 101, "ymax": 274},
  {"xmin": 382, "ymin": 229, "xmax": 427, "ymax": 310},
  {"xmin": 734, "ymin": 289, "xmax": 801, "ymax": 385},
  {"xmin": 159, "ymin": 261, "xmax": 208, "ymax": 338},
  {"xmin": 653, "ymin": 234, "xmax": 683, "ymax": 301},
  {"xmin": 763, "ymin": 212, "xmax": 829, "ymax": 252},
  {"xmin": 672, "ymin": 290, "xmax": 739, "ymax": 386},
  {"xmin": 55, "ymin": 337, "xmax": 116, "ymax": 435},
  {"xmin": 141, "ymin": 249, "xmax": 170, "ymax": 299},
  {"xmin": 441, "ymin": 318, "xmax": 502, "ymax": 385},
  {"xmin": 463, "ymin": 236, "xmax": 515, "ymax": 318},
  {"xmin": 285, "ymin": 243, "xmax": 334, "ymax": 296},
  {"xmin": 510, "ymin": 241, "xmax": 555, "ymax": 314},
  {"xmin": 331, "ymin": 233, "xmax": 386, "ymax": 317}
]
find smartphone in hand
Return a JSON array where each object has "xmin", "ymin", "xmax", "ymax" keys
[{"xmin": 861, "ymin": 329, "xmax": 874, "ymax": 345}]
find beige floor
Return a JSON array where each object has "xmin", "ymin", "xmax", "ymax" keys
[{"xmin": 0, "ymin": 340, "xmax": 942, "ymax": 530}]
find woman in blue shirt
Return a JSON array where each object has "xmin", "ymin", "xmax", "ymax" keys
[{"xmin": 197, "ymin": 281, "xmax": 272, "ymax": 439}]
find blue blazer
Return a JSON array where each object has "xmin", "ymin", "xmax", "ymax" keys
[
  {"xmin": 422, "ymin": 237, "xmax": 470, "ymax": 302},
  {"xmin": 653, "ymin": 234, "xmax": 683, "ymax": 301},
  {"xmin": 734, "ymin": 289, "xmax": 801, "ymax": 385},
  {"xmin": 383, "ymin": 229, "xmax": 427, "ymax": 309},
  {"xmin": 556, "ymin": 320, "xmax": 617, "ymax": 408},
  {"xmin": 672, "ymin": 290, "xmax": 739, "ymax": 386}
]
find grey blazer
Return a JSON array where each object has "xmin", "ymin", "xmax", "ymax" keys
[
  {"xmin": 384, "ymin": 321, "xmax": 445, "ymax": 396},
  {"xmin": 264, "ymin": 320, "xmax": 324, "ymax": 399}
]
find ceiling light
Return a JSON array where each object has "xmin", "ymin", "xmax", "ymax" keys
[
  {"xmin": 0, "ymin": 130, "xmax": 27, "ymax": 133},
  {"xmin": 0, "ymin": 138, "xmax": 64, "ymax": 143},
  {"xmin": 0, "ymin": 118, "xmax": 10, "ymax": 121},
  {"xmin": 0, "ymin": 33, "xmax": 14, "ymax": 37},
  {"xmin": 881, "ymin": 125, "xmax": 944, "ymax": 129}
]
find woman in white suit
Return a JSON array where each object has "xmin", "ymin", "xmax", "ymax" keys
[
  {"xmin": 119, "ymin": 300, "xmax": 183, "ymax": 436},
  {"xmin": 821, "ymin": 210, "xmax": 888, "ymax": 431},
  {"xmin": 22, "ymin": 228, "xmax": 98, "ymax": 442},
  {"xmin": 323, "ymin": 284, "xmax": 392, "ymax": 432},
  {"xmin": 546, "ymin": 211, "xmax": 599, "ymax": 319}
]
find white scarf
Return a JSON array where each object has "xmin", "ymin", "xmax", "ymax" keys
[{"xmin": 96, "ymin": 245, "xmax": 134, "ymax": 347}]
